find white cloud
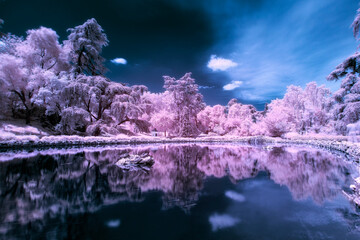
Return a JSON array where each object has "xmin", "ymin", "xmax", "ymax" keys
[
  {"xmin": 209, "ymin": 213, "xmax": 240, "ymax": 231},
  {"xmin": 111, "ymin": 58, "xmax": 127, "ymax": 65},
  {"xmin": 0, "ymin": 41, "xmax": 5, "ymax": 48},
  {"xmin": 105, "ymin": 219, "xmax": 121, "ymax": 228},
  {"xmin": 225, "ymin": 191, "xmax": 246, "ymax": 202},
  {"xmin": 238, "ymin": 91, "xmax": 268, "ymax": 101},
  {"xmin": 199, "ymin": 85, "xmax": 214, "ymax": 89},
  {"xmin": 223, "ymin": 81, "xmax": 243, "ymax": 91},
  {"xmin": 207, "ymin": 55, "xmax": 238, "ymax": 71}
]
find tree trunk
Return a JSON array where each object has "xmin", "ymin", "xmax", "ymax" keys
[
  {"xmin": 12, "ymin": 90, "xmax": 31, "ymax": 124},
  {"xmin": 25, "ymin": 108, "xmax": 31, "ymax": 124},
  {"xmin": 97, "ymin": 100, "xmax": 102, "ymax": 120}
]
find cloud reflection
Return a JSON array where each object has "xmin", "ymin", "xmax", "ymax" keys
[{"xmin": 209, "ymin": 213, "xmax": 240, "ymax": 231}]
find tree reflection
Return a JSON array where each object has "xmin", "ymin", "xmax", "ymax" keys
[{"xmin": 0, "ymin": 144, "xmax": 354, "ymax": 238}]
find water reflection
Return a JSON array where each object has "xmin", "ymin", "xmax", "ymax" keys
[{"xmin": 0, "ymin": 144, "xmax": 357, "ymax": 238}]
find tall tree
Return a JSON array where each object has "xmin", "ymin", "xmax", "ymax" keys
[
  {"xmin": 163, "ymin": 73, "xmax": 204, "ymax": 137},
  {"xmin": 66, "ymin": 18, "xmax": 108, "ymax": 76},
  {"xmin": 327, "ymin": 7, "xmax": 360, "ymax": 134}
]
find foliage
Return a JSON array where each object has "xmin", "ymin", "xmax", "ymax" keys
[
  {"xmin": 263, "ymin": 82, "xmax": 331, "ymax": 136},
  {"xmin": 66, "ymin": 18, "xmax": 108, "ymax": 76},
  {"xmin": 326, "ymin": 7, "xmax": 360, "ymax": 134},
  {"xmin": 197, "ymin": 105, "xmax": 226, "ymax": 135},
  {"xmin": 1, "ymin": 13, "xmax": 359, "ymax": 138},
  {"xmin": 163, "ymin": 73, "xmax": 205, "ymax": 137}
]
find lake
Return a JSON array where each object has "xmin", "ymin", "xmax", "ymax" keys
[{"xmin": 0, "ymin": 144, "xmax": 359, "ymax": 239}]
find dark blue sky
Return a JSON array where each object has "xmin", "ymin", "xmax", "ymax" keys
[{"xmin": 0, "ymin": 0, "xmax": 359, "ymax": 109}]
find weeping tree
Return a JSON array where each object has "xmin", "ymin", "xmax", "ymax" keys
[{"xmin": 0, "ymin": 27, "xmax": 67, "ymax": 123}]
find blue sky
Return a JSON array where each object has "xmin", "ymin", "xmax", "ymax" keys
[
  {"xmin": 1, "ymin": 0, "xmax": 359, "ymax": 109},
  {"xmin": 198, "ymin": 0, "xmax": 359, "ymax": 106}
]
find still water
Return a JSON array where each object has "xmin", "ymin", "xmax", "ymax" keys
[{"xmin": 0, "ymin": 144, "xmax": 359, "ymax": 240}]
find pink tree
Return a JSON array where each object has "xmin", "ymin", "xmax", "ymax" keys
[
  {"xmin": 142, "ymin": 92, "xmax": 176, "ymax": 136},
  {"xmin": 163, "ymin": 73, "xmax": 205, "ymax": 137},
  {"xmin": 197, "ymin": 105, "xmax": 227, "ymax": 135},
  {"xmin": 282, "ymin": 82, "xmax": 331, "ymax": 134},
  {"xmin": 264, "ymin": 99, "xmax": 292, "ymax": 137},
  {"xmin": 301, "ymin": 82, "xmax": 331, "ymax": 133},
  {"xmin": 224, "ymin": 102, "xmax": 259, "ymax": 136},
  {"xmin": 150, "ymin": 110, "xmax": 175, "ymax": 137},
  {"xmin": 141, "ymin": 92, "xmax": 173, "ymax": 118},
  {"xmin": 263, "ymin": 82, "xmax": 331, "ymax": 136}
]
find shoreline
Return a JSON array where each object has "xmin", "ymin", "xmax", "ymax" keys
[
  {"xmin": 2, "ymin": 134, "xmax": 360, "ymax": 207},
  {"xmin": 1, "ymin": 135, "xmax": 359, "ymax": 162}
]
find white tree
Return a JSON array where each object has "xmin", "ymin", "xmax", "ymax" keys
[
  {"xmin": 59, "ymin": 74, "xmax": 150, "ymax": 135},
  {"xmin": 33, "ymin": 72, "xmax": 69, "ymax": 124},
  {"xmin": 0, "ymin": 34, "xmax": 23, "ymax": 54},
  {"xmin": 0, "ymin": 54, "xmax": 34, "ymax": 123},
  {"xmin": 66, "ymin": 18, "xmax": 108, "ymax": 76},
  {"xmin": 109, "ymin": 83, "xmax": 150, "ymax": 133},
  {"xmin": 15, "ymin": 27, "xmax": 69, "ymax": 73},
  {"xmin": 327, "ymin": 7, "xmax": 360, "ymax": 134},
  {"xmin": 0, "ymin": 26, "xmax": 72, "ymax": 124}
]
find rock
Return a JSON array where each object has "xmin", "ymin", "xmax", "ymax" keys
[
  {"xmin": 346, "ymin": 178, "xmax": 360, "ymax": 207},
  {"xmin": 115, "ymin": 154, "xmax": 154, "ymax": 171},
  {"xmin": 141, "ymin": 156, "xmax": 154, "ymax": 165},
  {"xmin": 118, "ymin": 153, "xmax": 130, "ymax": 159},
  {"xmin": 140, "ymin": 153, "xmax": 149, "ymax": 158}
]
